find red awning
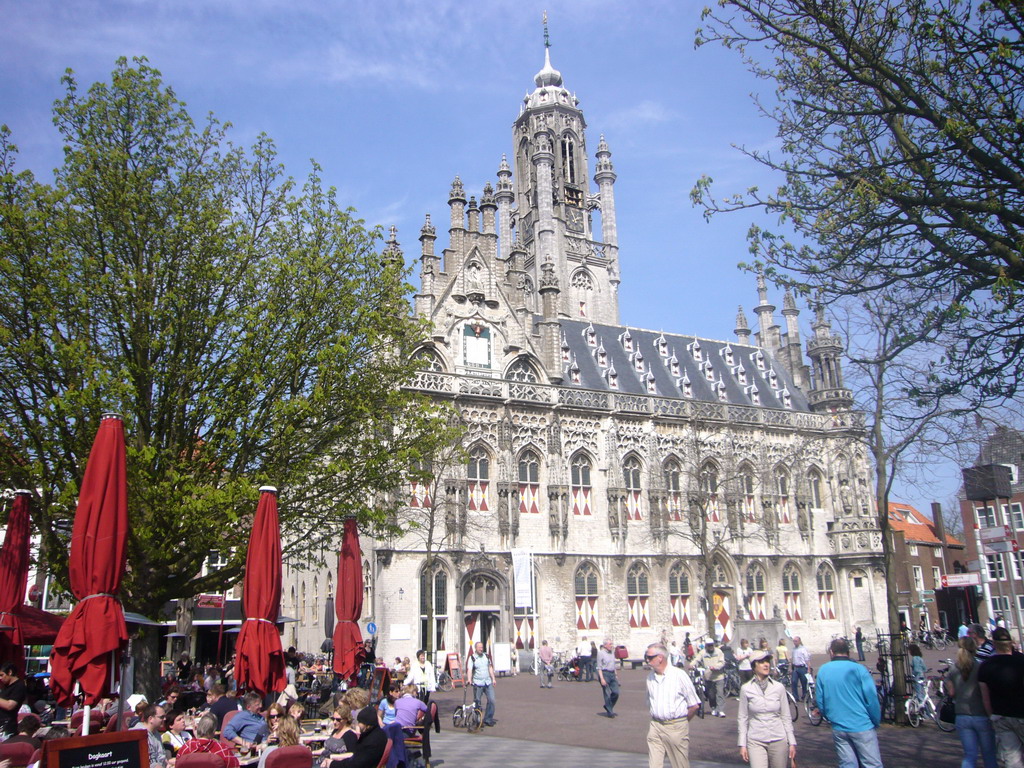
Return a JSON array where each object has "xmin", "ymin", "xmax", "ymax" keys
[{"xmin": 332, "ymin": 517, "xmax": 363, "ymax": 683}]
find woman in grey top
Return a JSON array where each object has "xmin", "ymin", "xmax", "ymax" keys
[
  {"xmin": 737, "ymin": 650, "xmax": 796, "ymax": 768},
  {"xmin": 944, "ymin": 636, "xmax": 997, "ymax": 768}
]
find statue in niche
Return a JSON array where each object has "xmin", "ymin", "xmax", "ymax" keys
[{"xmin": 839, "ymin": 479, "xmax": 853, "ymax": 515}]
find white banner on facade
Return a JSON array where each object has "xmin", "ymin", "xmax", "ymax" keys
[{"xmin": 511, "ymin": 548, "xmax": 532, "ymax": 608}]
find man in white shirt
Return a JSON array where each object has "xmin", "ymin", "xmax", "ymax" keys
[
  {"xmin": 791, "ymin": 636, "xmax": 811, "ymax": 701},
  {"xmin": 577, "ymin": 636, "xmax": 593, "ymax": 682},
  {"xmin": 645, "ymin": 642, "xmax": 701, "ymax": 768}
]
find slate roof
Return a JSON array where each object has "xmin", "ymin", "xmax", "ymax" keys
[
  {"xmin": 554, "ymin": 318, "xmax": 810, "ymax": 412},
  {"xmin": 888, "ymin": 502, "xmax": 964, "ymax": 547}
]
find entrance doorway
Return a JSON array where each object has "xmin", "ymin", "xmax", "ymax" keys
[{"xmin": 462, "ymin": 571, "xmax": 503, "ymax": 654}]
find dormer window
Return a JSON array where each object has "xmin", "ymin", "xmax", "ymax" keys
[
  {"xmin": 733, "ymin": 362, "xmax": 747, "ymax": 385},
  {"xmin": 751, "ymin": 350, "xmax": 766, "ymax": 370},
  {"xmin": 645, "ymin": 370, "xmax": 657, "ymax": 395},
  {"xmin": 746, "ymin": 384, "xmax": 760, "ymax": 405},
  {"xmin": 716, "ymin": 378, "xmax": 728, "ymax": 402},
  {"xmin": 669, "ymin": 354, "xmax": 680, "ymax": 378},
  {"xmin": 620, "ymin": 329, "xmax": 634, "ymax": 352},
  {"xmin": 703, "ymin": 360, "xmax": 715, "ymax": 382},
  {"xmin": 768, "ymin": 367, "xmax": 779, "ymax": 389},
  {"xmin": 632, "ymin": 351, "xmax": 645, "ymax": 373},
  {"xmin": 781, "ymin": 387, "xmax": 792, "ymax": 409},
  {"xmin": 561, "ymin": 335, "xmax": 571, "ymax": 363},
  {"xmin": 688, "ymin": 340, "xmax": 703, "ymax": 362},
  {"xmin": 656, "ymin": 334, "xmax": 668, "ymax": 358},
  {"xmin": 679, "ymin": 372, "xmax": 692, "ymax": 398},
  {"xmin": 568, "ymin": 361, "xmax": 581, "ymax": 384},
  {"xmin": 584, "ymin": 323, "xmax": 597, "ymax": 347},
  {"xmin": 721, "ymin": 344, "xmax": 734, "ymax": 366},
  {"xmin": 606, "ymin": 365, "xmax": 619, "ymax": 390},
  {"xmin": 596, "ymin": 343, "xmax": 608, "ymax": 368}
]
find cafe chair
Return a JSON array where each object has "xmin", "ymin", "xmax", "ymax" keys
[
  {"xmin": 375, "ymin": 739, "xmax": 392, "ymax": 768},
  {"xmin": 264, "ymin": 745, "xmax": 313, "ymax": 768},
  {"xmin": 401, "ymin": 701, "xmax": 438, "ymax": 768},
  {"xmin": 219, "ymin": 710, "xmax": 241, "ymax": 748},
  {"xmin": 177, "ymin": 754, "xmax": 227, "ymax": 768},
  {"xmin": 0, "ymin": 741, "xmax": 37, "ymax": 767}
]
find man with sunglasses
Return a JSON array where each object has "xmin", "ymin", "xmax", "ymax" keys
[{"xmin": 645, "ymin": 643, "xmax": 701, "ymax": 768}]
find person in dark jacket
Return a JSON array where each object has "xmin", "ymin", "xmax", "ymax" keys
[{"xmin": 336, "ymin": 706, "xmax": 387, "ymax": 768}]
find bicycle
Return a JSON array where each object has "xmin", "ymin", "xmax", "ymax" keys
[
  {"xmin": 688, "ymin": 666, "xmax": 707, "ymax": 719},
  {"xmin": 436, "ymin": 670, "xmax": 454, "ymax": 692},
  {"xmin": 805, "ymin": 671, "xmax": 825, "ymax": 726},
  {"xmin": 906, "ymin": 675, "xmax": 955, "ymax": 731},
  {"xmin": 451, "ymin": 688, "xmax": 483, "ymax": 732},
  {"xmin": 722, "ymin": 662, "xmax": 742, "ymax": 699}
]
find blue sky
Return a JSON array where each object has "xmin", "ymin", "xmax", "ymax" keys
[{"xmin": 0, "ymin": 0, "xmax": 960, "ymax": 516}]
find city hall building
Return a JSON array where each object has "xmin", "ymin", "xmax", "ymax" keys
[{"xmin": 283, "ymin": 50, "xmax": 886, "ymax": 662}]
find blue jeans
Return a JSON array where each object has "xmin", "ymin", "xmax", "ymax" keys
[
  {"xmin": 791, "ymin": 664, "xmax": 808, "ymax": 700},
  {"xmin": 956, "ymin": 714, "xmax": 998, "ymax": 768},
  {"xmin": 832, "ymin": 728, "xmax": 883, "ymax": 768},
  {"xmin": 601, "ymin": 669, "xmax": 619, "ymax": 715},
  {"xmin": 992, "ymin": 715, "xmax": 1024, "ymax": 768},
  {"xmin": 473, "ymin": 683, "xmax": 496, "ymax": 724}
]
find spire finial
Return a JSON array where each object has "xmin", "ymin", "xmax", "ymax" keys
[{"xmin": 543, "ymin": 10, "xmax": 550, "ymax": 48}]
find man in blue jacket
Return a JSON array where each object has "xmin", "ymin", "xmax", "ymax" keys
[{"xmin": 815, "ymin": 637, "xmax": 883, "ymax": 768}]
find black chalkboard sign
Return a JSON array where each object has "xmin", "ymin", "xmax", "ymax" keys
[{"xmin": 47, "ymin": 729, "xmax": 147, "ymax": 768}]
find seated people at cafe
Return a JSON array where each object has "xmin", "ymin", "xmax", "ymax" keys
[
  {"xmin": 0, "ymin": 664, "xmax": 27, "ymax": 739},
  {"xmin": 377, "ymin": 684, "xmax": 400, "ymax": 727},
  {"xmin": 340, "ymin": 689, "xmax": 368, "ymax": 724},
  {"xmin": 206, "ymin": 685, "xmax": 239, "ymax": 728},
  {"xmin": 130, "ymin": 700, "xmax": 151, "ymax": 729},
  {"xmin": 257, "ymin": 715, "xmax": 303, "ymax": 768},
  {"xmin": 161, "ymin": 710, "xmax": 193, "ymax": 755},
  {"xmin": 177, "ymin": 714, "xmax": 240, "ymax": 768},
  {"xmin": 26, "ymin": 726, "xmax": 71, "ymax": 768},
  {"xmin": 392, "ymin": 685, "xmax": 426, "ymax": 732},
  {"xmin": 320, "ymin": 705, "xmax": 358, "ymax": 767},
  {"xmin": 265, "ymin": 703, "xmax": 287, "ymax": 742},
  {"xmin": 288, "ymin": 702, "xmax": 305, "ymax": 722},
  {"xmin": 143, "ymin": 705, "xmax": 168, "ymax": 768},
  {"xmin": 332, "ymin": 708, "xmax": 386, "ymax": 768},
  {"xmin": 223, "ymin": 693, "xmax": 269, "ymax": 750},
  {"xmin": 158, "ymin": 686, "xmax": 182, "ymax": 711},
  {"xmin": 6, "ymin": 714, "xmax": 42, "ymax": 749}
]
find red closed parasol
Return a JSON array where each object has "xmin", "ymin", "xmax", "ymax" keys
[
  {"xmin": 49, "ymin": 414, "xmax": 130, "ymax": 706},
  {"xmin": 332, "ymin": 517, "xmax": 363, "ymax": 682},
  {"xmin": 0, "ymin": 491, "xmax": 32, "ymax": 674},
  {"xmin": 234, "ymin": 486, "xmax": 286, "ymax": 696}
]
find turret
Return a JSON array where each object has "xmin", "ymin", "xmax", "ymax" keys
[
  {"xmin": 806, "ymin": 303, "xmax": 854, "ymax": 412},
  {"xmin": 780, "ymin": 289, "xmax": 809, "ymax": 387},
  {"xmin": 735, "ymin": 305, "xmax": 751, "ymax": 345},
  {"xmin": 495, "ymin": 155, "xmax": 514, "ymax": 262},
  {"xmin": 754, "ymin": 270, "xmax": 781, "ymax": 353},
  {"xmin": 538, "ymin": 262, "xmax": 563, "ymax": 382},
  {"xmin": 480, "ymin": 182, "xmax": 498, "ymax": 264},
  {"xmin": 447, "ymin": 176, "xmax": 467, "ymax": 274},
  {"xmin": 416, "ymin": 214, "xmax": 439, "ymax": 318}
]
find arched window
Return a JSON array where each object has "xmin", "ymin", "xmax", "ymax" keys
[
  {"xmin": 420, "ymin": 567, "xmax": 448, "ymax": 650},
  {"xmin": 415, "ymin": 350, "xmax": 444, "ymax": 372},
  {"xmin": 463, "ymin": 323, "xmax": 491, "ymax": 369},
  {"xmin": 700, "ymin": 463, "xmax": 721, "ymax": 522},
  {"xmin": 467, "ymin": 446, "xmax": 490, "ymax": 513},
  {"xmin": 808, "ymin": 469, "xmax": 823, "ymax": 509},
  {"xmin": 783, "ymin": 564, "xmax": 802, "ymax": 621},
  {"xmin": 410, "ymin": 457, "xmax": 432, "ymax": 509},
  {"xmin": 627, "ymin": 562, "xmax": 651, "ymax": 628},
  {"xmin": 712, "ymin": 558, "xmax": 730, "ymax": 586},
  {"xmin": 739, "ymin": 464, "xmax": 756, "ymax": 523},
  {"xmin": 817, "ymin": 565, "xmax": 837, "ymax": 620},
  {"xmin": 624, "ymin": 456, "xmax": 643, "ymax": 520},
  {"xmin": 746, "ymin": 564, "xmax": 767, "ymax": 621},
  {"xmin": 518, "ymin": 449, "xmax": 541, "ymax": 514},
  {"xmin": 574, "ymin": 563, "xmax": 600, "ymax": 630},
  {"xmin": 300, "ymin": 580, "xmax": 307, "ymax": 624},
  {"xmin": 313, "ymin": 577, "xmax": 319, "ymax": 625},
  {"xmin": 664, "ymin": 460, "xmax": 683, "ymax": 521},
  {"xmin": 571, "ymin": 453, "xmax": 592, "ymax": 516},
  {"xmin": 506, "ymin": 358, "xmax": 539, "ymax": 382},
  {"xmin": 327, "ymin": 571, "xmax": 333, "ymax": 599},
  {"xmin": 571, "ymin": 270, "xmax": 594, "ymax": 318},
  {"xmin": 776, "ymin": 467, "xmax": 792, "ymax": 524},
  {"xmin": 561, "ymin": 136, "xmax": 577, "ymax": 183},
  {"xmin": 669, "ymin": 561, "xmax": 691, "ymax": 627}
]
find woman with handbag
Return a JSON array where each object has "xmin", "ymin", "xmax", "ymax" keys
[
  {"xmin": 737, "ymin": 650, "xmax": 797, "ymax": 768},
  {"xmin": 944, "ymin": 636, "xmax": 997, "ymax": 768}
]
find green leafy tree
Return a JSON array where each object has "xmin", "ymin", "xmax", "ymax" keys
[
  {"xmin": 0, "ymin": 59, "xmax": 450, "ymax": 639},
  {"xmin": 692, "ymin": 0, "xmax": 1024, "ymax": 402}
]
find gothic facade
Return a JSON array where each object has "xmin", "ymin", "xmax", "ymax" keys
[{"xmin": 285, "ymin": 51, "xmax": 886, "ymax": 660}]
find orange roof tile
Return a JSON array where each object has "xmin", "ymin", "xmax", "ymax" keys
[{"xmin": 888, "ymin": 501, "xmax": 964, "ymax": 547}]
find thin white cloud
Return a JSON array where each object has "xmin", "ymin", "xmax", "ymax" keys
[{"xmin": 604, "ymin": 100, "xmax": 674, "ymax": 132}]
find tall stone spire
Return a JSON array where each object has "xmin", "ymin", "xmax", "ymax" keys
[
  {"xmin": 754, "ymin": 269, "xmax": 781, "ymax": 353},
  {"xmin": 806, "ymin": 302, "xmax": 853, "ymax": 412},
  {"xmin": 735, "ymin": 306, "xmax": 751, "ymax": 344}
]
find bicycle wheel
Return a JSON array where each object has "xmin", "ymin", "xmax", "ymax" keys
[
  {"xmin": 806, "ymin": 696, "xmax": 823, "ymax": 726},
  {"xmin": 437, "ymin": 672, "xmax": 454, "ymax": 692},
  {"xmin": 862, "ymin": 638, "xmax": 874, "ymax": 653},
  {"xmin": 452, "ymin": 707, "xmax": 464, "ymax": 728},
  {"xmin": 933, "ymin": 636, "xmax": 947, "ymax": 651},
  {"xmin": 788, "ymin": 693, "xmax": 799, "ymax": 722},
  {"xmin": 907, "ymin": 698, "xmax": 922, "ymax": 727},
  {"xmin": 696, "ymin": 700, "xmax": 705, "ymax": 719},
  {"xmin": 932, "ymin": 701, "xmax": 956, "ymax": 732},
  {"xmin": 466, "ymin": 706, "xmax": 484, "ymax": 733}
]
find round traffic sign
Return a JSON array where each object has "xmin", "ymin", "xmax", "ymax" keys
[{"xmin": 367, "ymin": 621, "xmax": 378, "ymax": 635}]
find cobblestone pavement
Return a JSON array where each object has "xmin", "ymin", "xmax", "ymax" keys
[{"xmin": 424, "ymin": 645, "xmax": 963, "ymax": 767}]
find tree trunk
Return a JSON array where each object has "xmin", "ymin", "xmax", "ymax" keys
[{"xmin": 131, "ymin": 626, "xmax": 162, "ymax": 701}]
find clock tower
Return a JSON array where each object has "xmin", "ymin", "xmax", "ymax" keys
[{"xmin": 507, "ymin": 46, "xmax": 621, "ymax": 325}]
